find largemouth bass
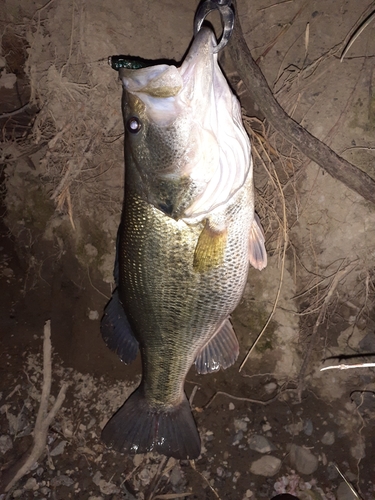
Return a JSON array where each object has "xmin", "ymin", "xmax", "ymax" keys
[{"xmin": 101, "ymin": 26, "xmax": 267, "ymax": 460}]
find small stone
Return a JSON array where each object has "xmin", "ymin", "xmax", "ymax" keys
[
  {"xmin": 234, "ymin": 419, "xmax": 248, "ymax": 432},
  {"xmin": 0, "ymin": 434, "xmax": 13, "ymax": 454},
  {"xmin": 84, "ymin": 243, "xmax": 98, "ymax": 258},
  {"xmin": 12, "ymin": 490, "xmax": 23, "ymax": 498},
  {"xmin": 303, "ymin": 419, "xmax": 313, "ymax": 436},
  {"xmin": 62, "ymin": 421, "xmax": 74, "ymax": 438},
  {"xmin": 289, "ymin": 444, "xmax": 318, "ymax": 475},
  {"xmin": 285, "ymin": 421, "xmax": 303, "ymax": 436},
  {"xmin": 36, "ymin": 467, "xmax": 44, "ymax": 476},
  {"xmin": 88, "ymin": 310, "xmax": 99, "ymax": 320},
  {"xmin": 264, "ymin": 382, "xmax": 277, "ymax": 394},
  {"xmin": 350, "ymin": 440, "xmax": 365, "ymax": 460},
  {"xmin": 0, "ymin": 72, "xmax": 17, "ymax": 89},
  {"xmin": 139, "ymin": 468, "xmax": 151, "ymax": 486},
  {"xmin": 245, "ymin": 490, "xmax": 253, "ymax": 498},
  {"xmin": 326, "ymin": 462, "xmax": 339, "ymax": 480},
  {"xmin": 93, "ymin": 471, "xmax": 119, "ymax": 495},
  {"xmin": 250, "ymin": 455, "xmax": 281, "ymax": 477},
  {"xmin": 133, "ymin": 454, "xmax": 143, "ymax": 467},
  {"xmin": 321, "ymin": 431, "xmax": 335, "ymax": 445},
  {"xmin": 50, "ymin": 440, "xmax": 67, "ymax": 456},
  {"xmin": 337, "ymin": 481, "xmax": 358, "ymax": 500},
  {"xmin": 216, "ymin": 466, "xmax": 225, "ymax": 477},
  {"xmin": 262, "ymin": 422, "xmax": 272, "ymax": 432},
  {"xmin": 24, "ymin": 477, "xmax": 38, "ymax": 491},
  {"xmin": 233, "ymin": 431, "xmax": 243, "ymax": 445},
  {"xmin": 51, "ymin": 474, "xmax": 74, "ymax": 487},
  {"xmin": 2, "ymin": 268, "xmax": 14, "ymax": 278},
  {"xmin": 248, "ymin": 434, "xmax": 276, "ymax": 454},
  {"xmin": 169, "ymin": 465, "xmax": 182, "ymax": 486},
  {"xmin": 229, "ymin": 402, "xmax": 235, "ymax": 410}
]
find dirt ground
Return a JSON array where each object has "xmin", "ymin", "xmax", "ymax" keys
[{"xmin": 1, "ymin": 0, "xmax": 375, "ymax": 499}]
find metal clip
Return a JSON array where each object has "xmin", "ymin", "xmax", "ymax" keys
[{"xmin": 194, "ymin": 0, "xmax": 234, "ymax": 53}]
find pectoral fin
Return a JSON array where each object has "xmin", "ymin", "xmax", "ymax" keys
[
  {"xmin": 195, "ymin": 318, "xmax": 239, "ymax": 374},
  {"xmin": 101, "ymin": 289, "xmax": 139, "ymax": 364},
  {"xmin": 249, "ymin": 214, "xmax": 267, "ymax": 270},
  {"xmin": 193, "ymin": 220, "xmax": 227, "ymax": 273}
]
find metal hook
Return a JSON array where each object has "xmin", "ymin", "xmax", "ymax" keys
[{"xmin": 194, "ymin": 0, "xmax": 234, "ymax": 53}]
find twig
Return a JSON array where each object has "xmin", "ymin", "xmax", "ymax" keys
[
  {"xmin": 146, "ymin": 456, "xmax": 168, "ymax": 500},
  {"xmin": 341, "ymin": 9, "xmax": 375, "ymax": 62},
  {"xmin": 2, "ymin": 321, "xmax": 67, "ymax": 493},
  {"xmin": 203, "ymin": 388, "xmax": 294, "ymax": 409},
  {"xmin": 189, "ymin": 461, "xmax": 220, "ymax": 499},
  {"xmin": 321, "ymin": 362, "xmax": 375, "ymax": 371},
  {"xmin": 334, "ymin": 463, "xmax": 362, "ymax": 500},
  {"xmin": 0, "ymin": 103, "xmax": 30, "ymax": 118}
]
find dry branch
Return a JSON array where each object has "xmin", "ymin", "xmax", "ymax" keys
[
  {"xmin": 228, "ymin": 2, "xmax": 375, "ymax": 205},
  {"xmin": 1, "ymin": 321, "xmax": 67, "ymax": 494}
]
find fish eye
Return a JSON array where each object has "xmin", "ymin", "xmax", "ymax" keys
[{"xmin": 126, "ymin": 116, "xmax": 142, "ymax": 134}]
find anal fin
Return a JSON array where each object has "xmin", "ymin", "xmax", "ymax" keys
[
  {"xmin": 101, "ymin": 289, "xmax": 139, "ymax": 364},
  {"xmin": 195, "ymin": 318, "xmax": 239, "ymax": 374},
  {"xmin": 249, "ymin": 214, "xmax": 267, "ymax": 271}
]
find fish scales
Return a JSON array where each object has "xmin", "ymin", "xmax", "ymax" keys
[
  {"xmin": 100, "ymin": 27, "xmax": 267, "ymax": 459},
  {"xmin": 121, "ymin": 181, "xmax": 252, "ymax": 405}
]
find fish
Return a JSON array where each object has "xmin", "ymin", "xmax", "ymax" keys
[{"xmin": 100, "ymin": 26, "xmax": 267, "ymax": 460}]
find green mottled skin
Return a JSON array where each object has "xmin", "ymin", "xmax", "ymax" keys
[{"xmin": 119, "ymin": 169, "xmax": 254, "ymax": 407}]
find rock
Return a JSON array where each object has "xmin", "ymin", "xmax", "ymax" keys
[
  {"xmin": 0, "ymin": 72, "xmax": 17, "ymax": 89},
  {"xmin": 350, "ymin": 439, "xmax": 365, "ymax": 460},
  {"xmin": 289, "ymin": 444, "xmax": 318, "ymax": 475},
  {"xmin": 88, "ymin": 310, "xmax": 99, "ymax": 320},
  {"xmin": 12, "ymin": 490, "xmax": 23, "ymax": 498},
  {"xmin": 24, "ymin": 477, "xmax": 38, "ymax": 491},
  {"xmin": 169, "ymin": 465, "xmax": 182, "ymax": 486},
  {"xmin": 250, "ymin": 455, "xmax": 281, "ymax": 477},
  {"xmin": 0, "ymin": 435, "xmax": 13, "ymax": 454},
  {"xmin": 359, "ymin": 331, "xmax": 375, "ymax": 351},
  {"xmin": 233, "ymin": 431, "xmax": 243, "ymax": 445},
  {"xmin": 84, "ymin": 243, "xmax": 98, "ymax": 258},
  {"xmin": 285, "ymin": 421, "xmax": 303, "ymax": 436},
  {"xmin": 264, "ymin": 382, "xmax": 277, "ymax": 394},
  {"xmin": 337, "ymin": 481, "xmax": 358, "ymax": 500},
  {"xmin": 133, "ymin": 454, "xmax": 143, "ymax": 467},
  {"xmin": 93, "ymin": 471, "xmax": 119, "ymax": 495},
  {"xmin": 229, "ymin": 402, "xmax": 235, "ymax": 410},
  {"xmin": 326, "ymin": 462, "xmax": 339, "ymax": 480},
  {"xmin": 50, "ymin": 440, "xmax": 67, "ymax": 456},
  {"xmin": 321, "ymin": 431, "xmax": 335, "ymax": 445},
  {"xmin": 248, "ymin": 434, "xmax": 276, "ymax": 453},
  {"xmin": 303, "ymin": 419, "xmax": 313, "ymax": 436},
  {"xmin": 234, "ymin": 419, "xmax": 248, "ymax": 432},
  {"xmin": 51, "ymin": 474, "xmax": 74, "ymax": 487}
]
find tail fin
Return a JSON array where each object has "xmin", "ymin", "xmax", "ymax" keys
[{"xmin": 101, "ymin": 387, "xmax": 201, "ymax": 460}]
